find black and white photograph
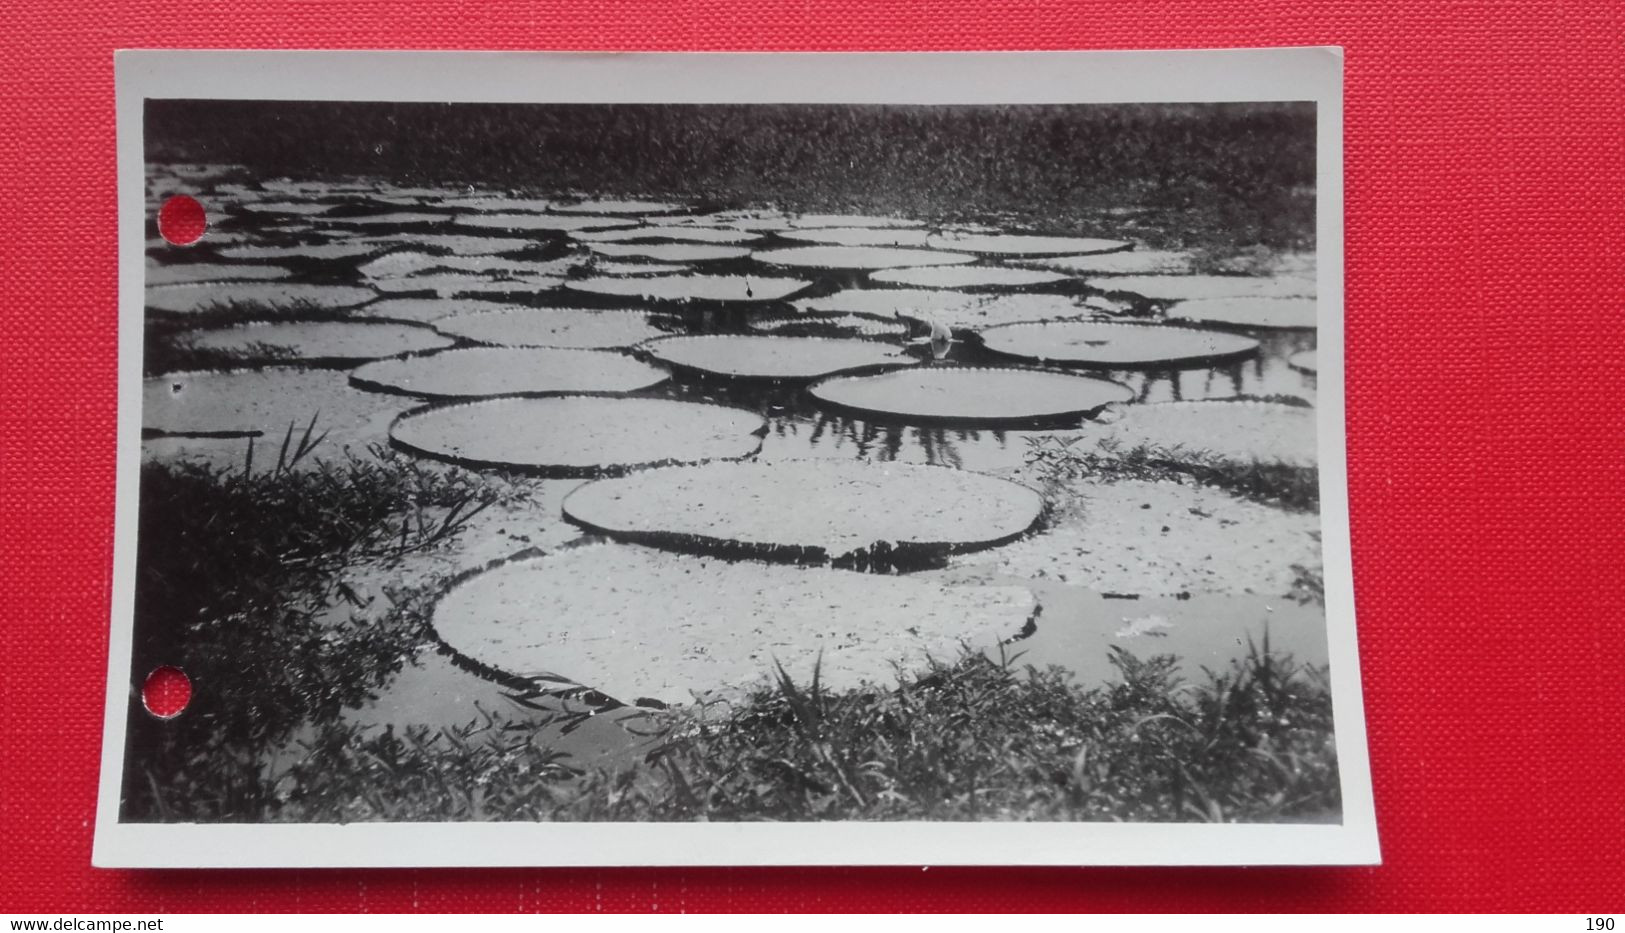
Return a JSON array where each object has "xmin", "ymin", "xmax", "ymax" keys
[{"xmin": 99, "ymin": 50, "xmax": 1372, "ymax": 866}]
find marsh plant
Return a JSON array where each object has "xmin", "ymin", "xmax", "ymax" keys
[{"xmin": 123, "ymin": 439, "xmax": 496, "ymax": 820}]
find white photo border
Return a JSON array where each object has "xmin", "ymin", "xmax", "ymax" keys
[{"xmin": 99, "ymin": 47, "xmax": 1373, "ymax": 868}]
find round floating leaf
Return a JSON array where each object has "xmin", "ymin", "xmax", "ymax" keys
[
  {"xmin": 797, "ymin": 288, "xmax": 1101, "ymax": 332},
  {"xmin": 186, "ymin": 320, "xmax": 454, "ymax": 365},
  {"xmin": 390, "ymin": 396, "xmax": 766, "ymax": 476},
  {"xmin": 320, "ymin": 212, "xmax": 448, "ymax": 228},
  {"xmin": 576, "ymin": 225, "xmax": 761, "ymax": 244},
  {"xmin": 978, "ymin": 321, "xmax": 1259, "ymax": 369},
  {"xmin": 563, "ymin": 459, "xmax": 1044, "ymax": 566},
  {"xmin": 143, "ymin": 367, "xmax": 407, "ymax": 439},
  {"xmin": 926, "ymin": 233, "xmax": 1130, "ymax": 256},
  {"xmin": 1289, "ymin": 350, "xmax": 1318, "ymax": 374},
  {"xmin": 361, "ymin": 251, "xmax": 574, "ymax": 280},
  {"xmin": 237, "ymin": 201, "xmax": 335, "ymax": 216},
  {"xmin": 551, "ymin": 199, "xmax": 686, "ymax": 214},
  {"xmin": 1088, "ymin": 274, "xmax": 1316, "ymax": 302},
  {"xmin": 778, "ymin": 227, "xmax": 931, "ymax": 247},
  {"xmin": 677, "ymin": 211, "xmax": 795, "ymax": 231},
  {"xmin": 353, "ymin": 297, "xmax": 515, "ymax": 324},
  {"xmin": 145, "ymin": 283, "xmax": 377, "ymax": 315},
  {"xmin": 1166, "ymin": 297, "xmax": 1319, "ymax": 330},
  {"xmin": 435, "ymin": 307, "xmax": 674, "ymax": 349},
  {"xmin": 586, "ymin": 242, "xmax": 750, "ymax": 262},
  {"xmin": 810, "ymin": 366, "xmax": 1133, "ymax": 427},
  {"xmin": 146, "ymin": 262, "xmax": 292, "ymax": 286},
  {"xmin": 640, "ymin": 335, "xmax": 911, "ymax": 381},
  {"xmin": 565, "ymin": 274, "xmax": 810, "ymax": 303},
  {"xmin": 368, "ymin": 233, "xmax": 535, "ymax": 255},
  {"xmin": 350, "ymin": 346, "xmax": 668, "ymax": 400},
  {"xmin": 869, "ymin": 265, "xmax": 1070, "ymax": 289},
  {"xmin": 790, "ymin": 214, "xmax": 924, "ymax": 229},
  {"xmin": 746, "ymin": 311, "xmax": 909, "ymax": 340},
  {"xmin": 948, "ymin": 479, "xmax": 1322, "ymax": 597},
  {"xmin": 754, "ymin": 246, "xmax": 974, "ymax": 270},
  {"xmin": 440, "ymin": 196, "xmax": 554, "ymax": 212},
  {"xmin": 590, "ymin": 261, "xmax": 694, "ymax": 276},
  {"xmin": 458, "ymin": 214, "xmax": 639, "ymax": 232},
  {"xmin": 1103, "ymin": 400, "xmax": 1317, "ymax": 467},
  {"xmin": 373, "ymin": 272, "xmax": 564, "ymax": 297},
  {"xmin": 431, "ymin": 542, "xmax": 1036, "ymax": 704},
  {"xmin": 1018, "ymin": 249, "xmax": 1196, "ymax": 275},
  {"xmin": 216, "ymin": 241, "xmax": 385, "ymax": 261}
]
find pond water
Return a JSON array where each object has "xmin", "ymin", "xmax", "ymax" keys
[{"xmin": 142, "ymin": 169, "xmax": 1325, "ymax": 764}]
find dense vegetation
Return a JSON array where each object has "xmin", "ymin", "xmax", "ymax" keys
[{"xmin": 148, "ymin": 100, "xmax": 1315, "ymax": 250}]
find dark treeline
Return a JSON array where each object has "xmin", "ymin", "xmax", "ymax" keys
[{"xmin": 148, "ymin": 101, "xmax": 1315, "ymax": 246}]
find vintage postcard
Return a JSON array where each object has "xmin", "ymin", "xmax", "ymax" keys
[{"xmin": 97, "ymin": 48, "xmax": 1374, "ymax": 866}]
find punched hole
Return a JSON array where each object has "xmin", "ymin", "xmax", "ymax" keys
[
  {"xmin": 157, "ymin": 195, "xmax": 207, "ymax": 245},
  {"xmin": 141, "ymin": 666, "xmax": 192, "ymax": 719}
]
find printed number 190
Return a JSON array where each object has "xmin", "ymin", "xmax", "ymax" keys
[{"xmin": 1587, "ymin": 919, "xmax": 1615, "ymax": 931}]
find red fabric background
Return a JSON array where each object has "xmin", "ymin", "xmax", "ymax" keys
[{"xmin": 2, "ymin": 0, "xmax": 1622, "ymax": 913}]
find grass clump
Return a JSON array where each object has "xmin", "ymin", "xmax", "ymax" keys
[
  {"xmin": 123, "ymin": 441, "xmax": 497, "ymax": 821},
  {"xmin": 241, "ymin": 640, "xmax": 1339, "ymax": 823}
]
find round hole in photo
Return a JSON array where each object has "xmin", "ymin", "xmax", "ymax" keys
[
  {"xmin": 157, "ymin": 194, "xmax": 207, "ymax": 245},
  {"xmin": 141, "ymin": 666, "xmax": 191, "ymax": 719}
]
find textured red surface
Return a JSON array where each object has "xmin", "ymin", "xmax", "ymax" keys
[{"xmin": 2, "ymin": 0, "xmax": 1623, "ymax": 914}]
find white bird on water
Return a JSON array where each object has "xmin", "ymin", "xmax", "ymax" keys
[{"xmin": 898, "ymin": 310, "xmax": 957, "ymax": 360}]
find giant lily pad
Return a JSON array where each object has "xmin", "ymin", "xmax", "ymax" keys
[
  {"xmin": 367, "ymin": 233, "xmax": 535, "ymax": 256},
  {"xmin": 810, "ymin": 367, "xmax": 1133, "ymax": 428},
  {"xmin": 143, "ymin": 367, "xmax": 405, "ymax": 439},
  {"xmin": 1166, "ymin": 296, "xmax": 1319, "ymax": 330},
  {"xmin": 353, "ymin": 297, "xmax": 513, "ymax": 324},
  {"xmin": 754, "ymin": 246, "xmax": 974, "ymax": 270},
  {"xmin": 551, "ymin": 199, "xmax": 686, "ymax": 214},
  {"xmin": 590, "ymin": 261, "xmax": 694, "ymax": 276},
  {"xmin": 927, "ymin": 233, "xmax": 1130, "ymax": 256},
  {"xmin": 1101, "ymin": 400, "xmax": 1317, "ymax": 467},
  {"xmin": 431, "ymin": 542, "xmax": 1036, "ymax": 704},
  {"xmin": 372, "ymin": 272, "xmax": 564, "ymax": 297},
  {"xmin": 146, "ymin": 282, "xmax": 377, "ymax": 315},
  {"xmin": 1089, "ymin": 274, "xmax": 1316, "ymax": 302},
  {"xmin": 434, "ymin": 307, "xmax": 673, "ymax": 349},
  {"xmin": 391, "ymin": 396, "xmax": 765, "ymax": 476},
  {"xmin": 320, "ymin": 212, "xmax": 448, "ymax": 228},
  {"xmin": 640, "ymin": 335, "xmax": 910, "ymax": 381},
  {"xmin": 185, "ymin": 320, "xmax": 454, "ymax": 365},
  {"xmin": 946, "ymin": 478, "xmax": 1322, "ymax": 597},
  {"xmin": 979, "ymin": 321, "xmax": 1259, "ymax": 369},
  {"xmin": 790, "ymin": 214, "xmax": 923, "ymax": 229},
  {"xmin": 677, "ymin": 210, "xmax": 795, "ymax": 231},
  {"xmin": 145, "ymin": 262, "xmax": 292, "ymax": 287},
  {"xmin": 586, "ymin": 242, "xmax": 750, "ymax": 262},
  {"xmin": 869, "ymin": 265, "xmax": 1070, "ymax": 289},
  {"xmin": 458, "ymin": 214, "xmax": 639, "ymax": 232},
  {"xmin": 562, "ymin": 459, "xmax": 1043, "ymax": 567},
  {"xmin": 216, "ymin": 241, "xmax": 386, "ymax": 261},
  {"xmin": 576, "ymin": 225, "xmax": 761, "ymax": 244},
  {"xmin": 566, "ymin": 274, "xmax": 810, "ymax": 303},
  {"xmin": 745, "ymin": 310, "xmax": 909, "ymax": 340},
  {"xmin": 1289, "ymin": 350, "xmax": 1318, "ymax": 374},
  {"xmin": 238, "ymin": 201, "xmax": 335, "ymax": 216},
  {"xmin": 778, "ymin": 228, "xmax": 931, "ymax": 247},
  {"xmin": 350, "ymin": 346, "xmax": 669, "ymax": 400},
  {"xmin": 1018, "ymin": 249, "xmax": 1195, "ymax": 275},
  {"xmin": 361, "ymin": 251, "xmax": 574, "ymax": 280},
  {"xmin": 440, "ymin": 196, "xmax": 554, "ymax": 212},
  {"xmin": 796, "ymin": 288, "xmax": 1102, "ymax": 332}
]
